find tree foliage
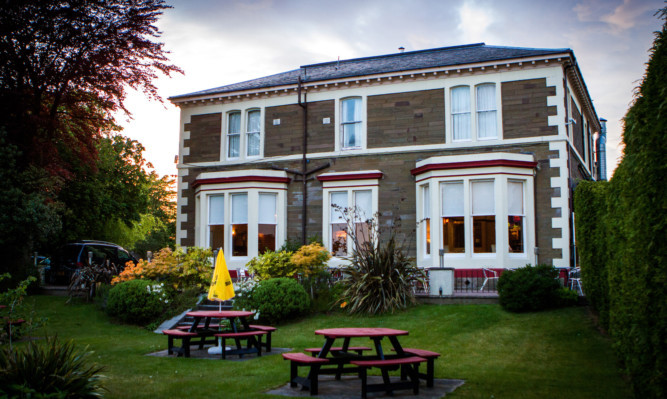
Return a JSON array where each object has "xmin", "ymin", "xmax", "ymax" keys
[{"xmin": 0, "ymin": 0, "xmax": 180, "ymax": 272}]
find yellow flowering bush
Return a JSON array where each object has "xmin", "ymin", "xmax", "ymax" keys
[
  {"xmin": 290, "ymin": 243, "xmax": 331, "ymax": 276},
  {"xmin": 111, "ymin": 247, "xmax": 212, "ymax": 291}
]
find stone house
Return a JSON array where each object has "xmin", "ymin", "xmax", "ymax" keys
[{"xmin": 169, "ymin": 43, "xmax": 603, "ymax": 272}]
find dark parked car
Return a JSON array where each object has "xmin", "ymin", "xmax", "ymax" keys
[{"xmin": 47, "ymin": 241, "xmax": 137, "ymax": 285}]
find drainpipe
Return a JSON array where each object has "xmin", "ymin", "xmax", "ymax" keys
[
  {"xmin": 597, "ymin": 118, "xmax": 607, "ymax": 181},
  {"xmin": 298, "ymin": 74, "xmax": 308, "ymax": 244}
]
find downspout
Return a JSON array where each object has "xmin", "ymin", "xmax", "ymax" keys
[{"xmin": 298, "ymin": 72, "xmax": 308, "ymax": 245}]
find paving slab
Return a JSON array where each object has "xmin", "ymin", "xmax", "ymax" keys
[{"xmin": 267, "ymin": 375, "xmax": 464, "ymax": 398}]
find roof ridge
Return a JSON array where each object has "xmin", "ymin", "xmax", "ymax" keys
[{"xmin": 301, "ymin": 43, "xmax": 487, "ymax": 69}]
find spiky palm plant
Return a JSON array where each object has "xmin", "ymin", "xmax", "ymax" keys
[
  {"xmin": 0, "ymin": 336, "xmax": 106, "ymax": 398},
  {"xmin": 335, "ymin": 206, "xmax": 422, "ymax": 315}
]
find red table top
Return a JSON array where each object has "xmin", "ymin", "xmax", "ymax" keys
[
  {"xmin": 315, "ymin": 327, "xmax": 409, "ymax": 338},
  {"xmin": 186, "ymin": 310, "xmax": 254, "ymax": 318}
]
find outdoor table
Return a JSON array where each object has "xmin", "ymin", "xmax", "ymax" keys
[
  {"xmin": 185, "ymin": 310, "xmax": 254, "ymax": 334},
  {"xmin": 314, "ymin": 327, "xmax": 409, "ymax": 360}
]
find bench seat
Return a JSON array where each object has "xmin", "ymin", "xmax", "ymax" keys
[
  {"xmin": 350, "ymin": 356, "xmax": 427, "ymax": 399},
  {"xmin": 248, "ymin": 324, "xmax": 277, "ymax": 351},
  {"xmin": 401, "ymin": 348, "xmax": 440, "ymax": 387},
  {"xmin": 213, "ymin": 330, "xmax": 267, "ymax": 359},
  {"xmin": 162, "ymin": 329, "xmax": 199, "ymax": 357},
  {"xmin": 282, "ymin": 353, "xmax": 330, "ymax": 395}
]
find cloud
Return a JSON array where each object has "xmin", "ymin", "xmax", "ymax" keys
[
  {"xmin": 457, "ymin": 0, "xmax": 494, "ymax": 43},
  {"xmin": 574, "ymin": 0, "xmax": 658, "ymax": 33}
]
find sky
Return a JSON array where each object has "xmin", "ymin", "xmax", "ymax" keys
[{"xmin": 116, "ymin": 0, "xmax": 664, "ymax": 179}]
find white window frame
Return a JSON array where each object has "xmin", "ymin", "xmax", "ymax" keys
[
  {"xmin": 475, "ymin": 83, "xmax": 498, "ymax": 140},
  {"xmin": 321, "ymin": 173, "xmax": 379, "ymax": 267},
  {"xmin": 420, "ymin": 184, "xmax": 431, "ymax": 258},
  {"xmin": 246, "ymin": 108, "xmax": 261, "ymax": 158},
  {"xmin": 451, "ymin": 85, "xmax": 472, "ymax": 141},
  {"xmin": 335, "ymin": 96, "xmax": 366, "ymax": 151},
  {"xmin": 507, "ymin": 179, "xmax": 527, "ymax": 257},
  {"xmin": 226, "ymin": 111, "xmax": 241, "ymax": 159},
  {"xmin": 446, "ymin": 81, "xmax": 502, "ymax": 144}
]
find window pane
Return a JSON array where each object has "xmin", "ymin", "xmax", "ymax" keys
[
  {"xmin": 451, "ymin": 86, "xmax": 471, "ymax": 113},
  {"xmin": 247, "ymin": 110, "xmax": 260, "ymax": 132},
  {"xmin": 247, "ymin": 132, "xmax": 260, "ymax": 156},
  {"xmin": 355, "ymin": 222, "xmax": 371, "ymax": 251},
  {"xmin": 231, "ymin": 223, "xmax": 248, "ymax": 256},
  {"xmin": 258, "ymin": 224, "xmax": 276, "ymax": 253},
  {"xmin": 508, "ymin": 216, "xmax": 524, "ymax": 253},
  {"xmin": 228, "ymin": 112, "xmax": 241, "ymax": 133},
  {"xmin": 331, "ymin": 223, "xmax": 347, "ymax": 256},
  {"xmin": 472, "ymin": 181, "xmax": 494, "ymax": 215},
  {"xmin": 442, "ymin": 217, "xmax": 465, "ymax": 253},
  {"xmin": 508, "ymin": 181, "xmax": 524, "ymax": 215},
  {"xmin": 330, "ymin": 192, "xmax": 348, "ymax": 222},
  {"xmin": 354, "ymin": 190, "xmax": 372, "ymax": 220},
  {"xmin": 228, "ymin": 134, "xmax": 240, "ymax": 158},
  {"xmin": 209, "ymin": 195, "xmax": 224, "ymax": 225},
  {"xmin": 210, "ymin": 225, "xmax": 224, "ymax": 250},
  {"xmin": 231, "ymin": 194, "xmax": 248, "ymax": 224},
  {"xmin": 452, "ymin": 86, "xmax": 471, "ymax": 141},
  {"xmin": 425, "ymin": 218, "xmax": 431, "ymax": 255},
  {"xmin": 473, "ymin": 215, "xmax": 496, "ymax": 253},
  {"xmin": 476, "ymin": 84, "xmax": 496, "ymax": 111},
  {"xmin": 258, "ymin": 193, "xmax": 277, "ymax": 224},
  {"xmin": 342, "ymin": 98, "xmax": 361, "ymax": 122},
  {"xmin": 423, "ymin": 185, "xmax": 430, "ymax": 255},
  {"xmin": 442, "ymin": 182, "xmax": 464, "ymax": 216},
  {"xmin": 342, "ymin": 123, "xmax": 359, "ymax": 148}
]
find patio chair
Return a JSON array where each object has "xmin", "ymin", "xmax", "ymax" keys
[
  {"xmin": 479, "ymin": 268, "xmax": 498, "ymax": 291},
  {"xmin": 569, "ymin": 267, "xmax": 583, "ymax": 296}
]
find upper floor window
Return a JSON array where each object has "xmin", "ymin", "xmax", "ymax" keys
[
  {"xmin": 476, "ymin": 84, "xmax": 497, "ymax": 139},
  {"xmin": 451, "ymin": 86, "xmax": 471, "ymax": 141},
  {"xmin": 227, "ymin": 111, "xmax": 241, "ymax": 159},
  {"xmin": 450, "ymin": 83, "xmax": 498, "ymax": 142},
  {"xmin": 246, "ymin": 110, "xmax": 261, "ymax": 157},
  {"xmin": 341, "ymin": 97, "xmax": 362, "ymax": 149}
]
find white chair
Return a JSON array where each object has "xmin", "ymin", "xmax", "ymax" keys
[
  {"xmin": 479, "ymin": 268, "xmax": 499, "ymax": 291},
  {"xmin": 569, "ymin": 267, "xmax": 584, "ymax": 296}
]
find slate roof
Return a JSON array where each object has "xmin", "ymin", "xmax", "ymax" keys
[{"xmin": 170, "ymin": 43, "xmax": 571, "ymax": 101}]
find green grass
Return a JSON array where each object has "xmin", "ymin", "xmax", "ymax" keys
[{"xmin": 17, "ymin": 296, "xmax": 630, "ymax": 398}]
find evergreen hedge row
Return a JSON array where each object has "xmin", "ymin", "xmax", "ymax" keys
[{"xmin": 574, "ymin": 10, "xmax": 666, "ymax": 398}]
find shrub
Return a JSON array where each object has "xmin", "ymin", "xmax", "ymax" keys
[
  {"xmin": 106, "ymin": 279, "xmax": 169, "ymax": 324},
  {"xmin": 234, "ymin": 278, "xmax": 310, "ymax": 324},
  {"xmin": 497, "ymin": 264, "xmax": 564, "ymax": 312},
  {"xmin": 0, "ymin": 273, "xmax": 37, "ymax": 348},
  {"xmin": 111, "ymin": 247, "xmax": 212, "ymax": 291},
  {"xmin": 246, "ymin": 250, "xmax": 296, "ymax": 281},
  {"xmin": 0, "ymin": 336, "xmax": 105, "ymax": 398},
  {"xmin": 291, "ymin": 243, "xmax": 331, "ymax": 277}
]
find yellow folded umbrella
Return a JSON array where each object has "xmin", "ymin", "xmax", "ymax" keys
[{"xmin": 208, "ymin": 249, "xmax": 235, "ymax": 302}]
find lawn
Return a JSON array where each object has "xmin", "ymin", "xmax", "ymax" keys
[{"xmin": 19, "ymin": 295, "xmax": 630, "ymax": 399}]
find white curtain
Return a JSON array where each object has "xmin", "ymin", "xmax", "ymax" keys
[
  {"xmin": 508, "ymin": 181, "xmax": 524, "ymax": 215},
  {"xmin": 209, "ymin": 195, "xmax": 224, "ymax": 225},
  {"xmin": 472, "ymin": 180, "xmax": 495, "ymax": 215},
  {"xmin": 451, "ymin": 86, "xmax": 471, "ymax": 140},
  {"xmin": 330, "ymin": 191, "xmax": 348, "ymax": 223},
  {"xmin": 476, "ymin": 84, "xmax": 497, "ymax": 139},
  {"xmin": 228, "ymin": 134, "xmax": 240, "ymax": 158},
  {"xmin": 231, "ymin": 193, "xmax": 248, "ymax": 224},
  {"xmin": 228, "ymin": 112, "xmax": 241, "ymax": 133},
  {"xmin": 442, "ymin": 182, "xmax": 464, "ymax": 216},
  {"xmin": 258, "ymin": 193, "xmax": 277, "ymax": 224},
  {"xmin": 246, "ymin": 110, "xmax": 261, "ymax": 156},
  {"xmin": 354, "ymin": 190, "xmax": 372, "ymax": 220}
]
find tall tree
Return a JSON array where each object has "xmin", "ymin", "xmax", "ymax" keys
[{"xmin": 0, "ymin": 0, "xmax": 181, "ymax": 277}]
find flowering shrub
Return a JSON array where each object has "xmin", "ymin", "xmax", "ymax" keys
[
  {"xmin": 291, "ymin": 243, "xmax": 330, "ymax": 276},
  {"xmin": 111, "ymin": 247, "xmax": 212, "ymax": 291}
]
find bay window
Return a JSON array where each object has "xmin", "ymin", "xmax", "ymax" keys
[
  {"xmin": 421, "ymin": 185, "xmax": 431, "ymax": 256},
  {"xmin": 208, "ymin": 195, "xmax": 224, "ymax": 250},
  {"xmin": 471, "ymin": 180, "xmax": 496, "ymax": 253},
  {"xmin": 441, "ymin": 182, "xmax": 465, "ymax": 253},
  {"xmin": 231, "ymin": 193, "xmax": 248, "ymax": 256},
  {"xmin": 508, "ymin": 180, "xmax": 525, "ymax": 254},
  {"xmin": 330, "ymin": 192, "xmax": 348, "ymax": 256},
  {"xmin": 258, "ymin": 193, "xmax": 277, "ymax": 253}
]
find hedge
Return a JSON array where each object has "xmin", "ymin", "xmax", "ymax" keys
[{"xmin": 574, "ymin": 10, "xmax": 666, "ymax": 398}]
